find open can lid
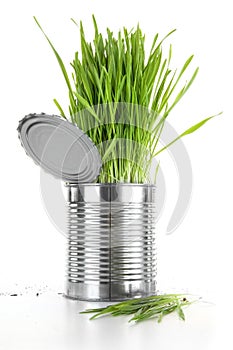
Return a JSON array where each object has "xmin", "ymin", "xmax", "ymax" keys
[{"xmin": 17, "ymin": 113, "xmax": 102, "ymax": 183}]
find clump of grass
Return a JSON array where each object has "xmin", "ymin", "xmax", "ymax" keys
[
  {"xmin": 34, "ymin": 16, "xmax": 218, "ymax": 183},
  {"xmin": 80, "ymin": 293, "xmax": 194, "ymax": 323}
]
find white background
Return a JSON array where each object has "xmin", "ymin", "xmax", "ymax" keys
[{"xmin": 0, "ymin": 0, "xmax": 232, "ymax": 348}]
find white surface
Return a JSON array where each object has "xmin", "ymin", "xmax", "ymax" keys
[{"xmin": 0, "ymin": 294, "xmax": 216, "ymax": 350}]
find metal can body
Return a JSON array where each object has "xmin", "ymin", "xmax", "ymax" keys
[{"xmin": 65, "ymin": 183, "xmax": 156, "ymax": 301}]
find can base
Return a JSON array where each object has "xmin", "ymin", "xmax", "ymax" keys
[{"xmin": 65, "ymin": 281, "xmax": 156, "ymax": 301}]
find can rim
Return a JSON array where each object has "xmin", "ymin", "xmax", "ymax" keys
[{"xmin": 66, "ymin": 182, "xmax": 156, "ymax": 187}]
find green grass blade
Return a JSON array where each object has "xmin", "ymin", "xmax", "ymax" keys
[
  {"xmin": 176, "ymin": 303, "xmax": 185, "ymax": 321},
  {"xmin": 154, "ymin": 114, "xmax": 221, "ymax": 157},
  {"xmin": 53, "ymin": 99, "xmax": 66, "ymax": 118},
  {"xmin": 73, "ymin": 91, "xmax": 101, "ymax": 122},
  {"xmin": 33, "ymin": 17, "xmax": 75, "ymax": 109}
]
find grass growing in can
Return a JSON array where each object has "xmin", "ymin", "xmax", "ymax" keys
[{"xmin": 34, "ymin": 16, "xmax": 219, "ymax": 183}]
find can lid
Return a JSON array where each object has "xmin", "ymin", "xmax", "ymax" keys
[{"xmin": 17, "ymin": 113, "xmax": 102, "ymax": 183}]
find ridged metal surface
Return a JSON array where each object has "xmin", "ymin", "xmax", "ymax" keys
[{"xmin": 65, "ymin": 183, "xmax": 156, "ymax": 301}]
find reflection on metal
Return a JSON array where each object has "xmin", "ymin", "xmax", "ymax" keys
[{"xmin": 65, "ymin": 183, "xmax": 157, "ymax": 301}]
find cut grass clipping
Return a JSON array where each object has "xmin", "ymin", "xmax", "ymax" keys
[
  {"xmin": 34, "ymin": 16, "xmax": 220, "ymax": 183},
  {"xmin": 80, "ymin": 294, "xmax": 194, "ymax": 324}
]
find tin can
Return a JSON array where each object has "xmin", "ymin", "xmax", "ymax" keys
[{"xmin": 65, "ymin": 183, "xmax": 156, "ymax": 301}]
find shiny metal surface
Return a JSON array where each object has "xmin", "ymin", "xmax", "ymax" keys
[
  {"xmin": 17, "ymin": 113, "xmax": 102, "ymax": 183},
  {"xmin": 65, "ymin": 183, "xmax": 156, "ymax": 301}
]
